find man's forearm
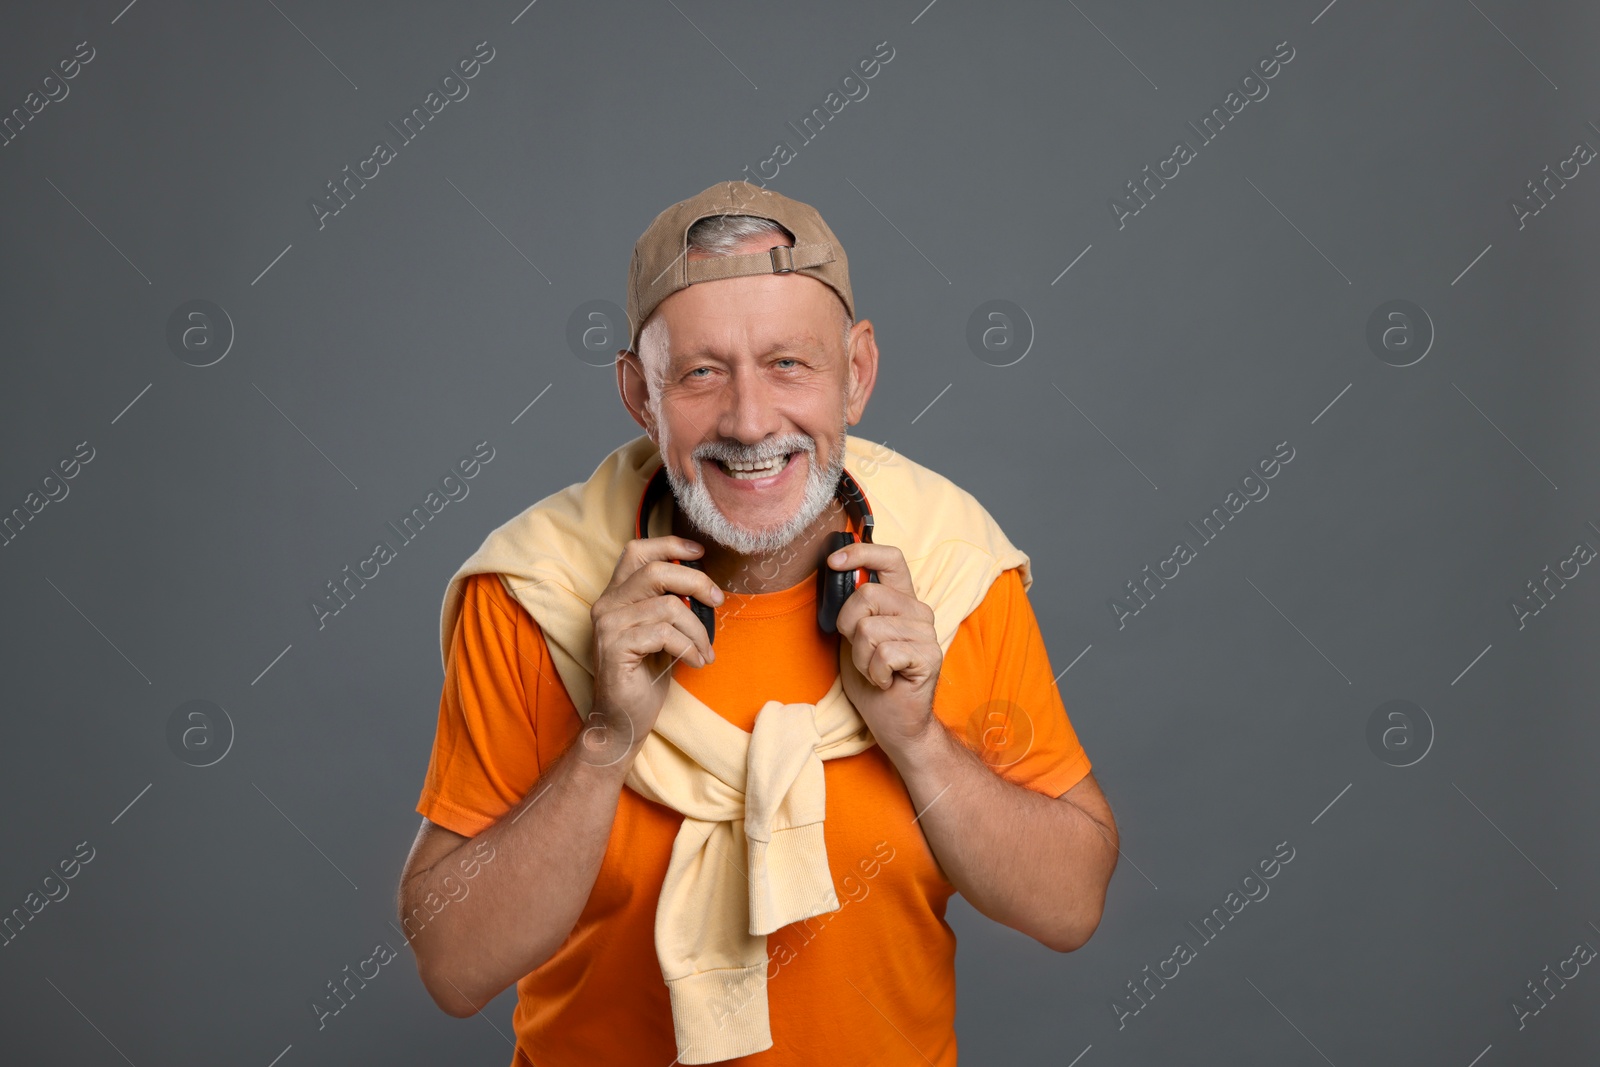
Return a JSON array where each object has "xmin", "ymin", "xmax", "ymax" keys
[
  {"xmin": 400, "ymin": 732, "xmax": 635, "ymax": 1015},
  {"xmin": 880, "ymin": 717, "xmax": 1116, "ymax": 952}
]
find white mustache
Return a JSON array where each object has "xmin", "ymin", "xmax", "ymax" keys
[{"xmin": 696, "ymin": 439, "xmax": 814, "ymax": 465}]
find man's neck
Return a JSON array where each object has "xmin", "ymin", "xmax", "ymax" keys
[{"xmin": 671, "ymin": 497, "xmax": 853, "ymax": 596}]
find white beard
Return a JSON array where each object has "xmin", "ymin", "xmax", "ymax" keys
[{"xmin": 662, "ymin": 418, "xmax": 848, "ymax": 556}]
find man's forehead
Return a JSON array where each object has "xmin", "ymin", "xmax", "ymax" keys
[
  {"xmin": 644, "ymin": 275, "xmax": 842, "ymax": 358},
  {"xmin": 662, "ymin": 319, "xmax": 832, "ymax": 361}
]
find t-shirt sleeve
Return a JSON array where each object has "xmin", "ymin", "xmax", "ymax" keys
[
  {"xmin": 416, "ymin": 572, "xmax": 550, "ymax": 837},
  {"xmin": 947, "ymin": 566, "xmax": 1093, "ymax": 799}
]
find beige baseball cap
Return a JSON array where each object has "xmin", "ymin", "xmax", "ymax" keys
[{"xmin": 624, "ymin": 180, "xmax": 854, "ymax": 347}]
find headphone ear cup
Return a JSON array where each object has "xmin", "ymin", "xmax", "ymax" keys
[
  {"xmin": 680, "ymin": 558, "xmax": 716, "ymax": 646},
  {"xmin": 817, "ymin": 530, "xmax": 859, "ymax": 635}
]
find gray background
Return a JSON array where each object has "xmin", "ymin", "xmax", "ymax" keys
[{"xmin": 2, "ymin": 0, "xmax": 1596, "ymax": 1063}]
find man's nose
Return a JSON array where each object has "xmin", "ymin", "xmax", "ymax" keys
[{"xmin": 716, "ymin": 365, "xmax": 780, "ymax": 444}]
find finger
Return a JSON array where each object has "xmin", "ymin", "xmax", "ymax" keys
[
  {"xmin": 599, "ymin": 538, "xmax": 701, "ymax": 618},
  {"xmin": 848, "ymin": 616, "xmax": 933, "ymax": 679},
  {"xmin": 835, "ymin": 582, "xmax": 933, "ymax": 640},
  {"xmin": 619, "ymin": 557, "xmax": 725, "ymax": 613},
  {"xmin": 616, "ymin": 595, "xmax": 716, "ymax": 665},
  {"xmin": 647, "ymin": 620, "xmax": 709, "ymax": 670},
  {"xmin": 846, "ymin": 617, "xmax": 880, "ymax": 683},
  {"xmin": 864, "ymin": 640, "xmax": 928, "ymax": 689},
  {"xmin": 612, "ymin": 536, "xmax": 707, "ymax": 588},
  {"xmin": 826, "ymin": 541, "xmax": 916, "ymax": 597},
  {"xmin": 618, "ymin": 618, "xmax": 708, "ymax": 670},
  {"xmin": 866, "ymin": 610, "xmax": 933, "ymax": 647}
]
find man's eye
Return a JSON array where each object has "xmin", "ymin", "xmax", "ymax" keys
[
  {"xmin": 687, "ymin": 367, "xmax": 711, "ymax": 378},
  {"xmin": 776, "ymin": 358, "xmax": 798, "ymax": 369}
]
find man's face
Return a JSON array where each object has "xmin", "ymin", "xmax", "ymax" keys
[{"xmin": 618, "ymin": 239, "xmax": 875, "ymax": 556}]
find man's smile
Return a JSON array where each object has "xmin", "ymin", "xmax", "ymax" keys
[{"xmin": 708, "ymin": 450, "xmax": 804, "ymax": 487}]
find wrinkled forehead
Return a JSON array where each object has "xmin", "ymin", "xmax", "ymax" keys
[{"xmin": 637, "ymin": 273, "xmax": 846, "ymax": 375}]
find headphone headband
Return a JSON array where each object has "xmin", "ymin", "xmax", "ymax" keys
[{"xmin": 835, "ymin": 468, "xmax": 875, "ymax": 544}]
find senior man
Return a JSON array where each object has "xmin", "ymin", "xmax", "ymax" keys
[{"xmin": 397, "ymin": 180, "xmax": 1118, "ymax": 1065}]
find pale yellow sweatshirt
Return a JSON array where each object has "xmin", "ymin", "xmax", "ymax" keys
[{"xmin": 438, "ymin": 433, "xmax": 1029, "ymax": 1063}]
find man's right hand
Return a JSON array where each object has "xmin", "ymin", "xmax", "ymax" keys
[
  {"xmin": 400, "ymin": 544, "xmax": 725, "ymax": 1013},
  {"xmin": 586, "ymin": 536, "xmax": 723, "ymax": 757}
]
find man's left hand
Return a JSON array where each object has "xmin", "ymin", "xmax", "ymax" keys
[{"xmin": 828, "ymin": 542, "xmax": 942, "ymax": 754}]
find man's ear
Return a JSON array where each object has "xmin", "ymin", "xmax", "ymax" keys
[
  {"xmin": 616, "ymin": 350, "xmax": 654, "ymax": 438},
  {"xmin": 844, "ymin": 319, "xmax": 878, "ymax": 426}
]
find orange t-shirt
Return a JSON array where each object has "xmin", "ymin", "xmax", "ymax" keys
[{"xmin": 416, "ymin": 564, "xmax": 1091, "ymax": 1066}]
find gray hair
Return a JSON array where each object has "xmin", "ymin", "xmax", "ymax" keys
[
  {"xmin": 686, "ymin": 213, "xmax": 794, "ymax": 256},
  {"xmin": 683, "ymin": 214, "xmax": 854, "ymax": 350}
]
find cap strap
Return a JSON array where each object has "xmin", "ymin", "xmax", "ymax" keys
[{"xmin": 683, "ymin": 243, "xmax": 836, "ymax": 284}]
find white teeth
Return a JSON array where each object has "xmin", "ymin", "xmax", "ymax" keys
[{"xmin": 719, "ymin": 453, "xmax": 790, "ymax": 479}]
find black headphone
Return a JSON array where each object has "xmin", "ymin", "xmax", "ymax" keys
[{"xmin": 634, "ymin": 461, "xmax": 878, "ymax": 646}]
